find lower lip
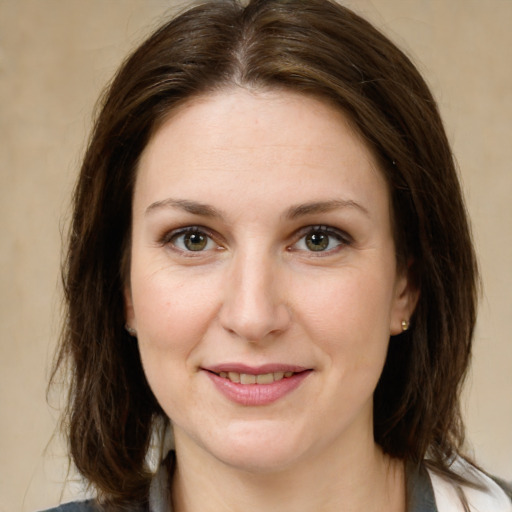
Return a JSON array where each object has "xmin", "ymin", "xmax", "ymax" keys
[{"xmin": 205, "ymin": 371, "xmax": 311, "ymax": 406}]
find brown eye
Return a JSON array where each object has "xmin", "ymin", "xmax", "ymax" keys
[
  {"xmin": 169, "ymin": 229, "xmax": 216, "ymax": 252},
  {"xmin": 305, "ymin": 232, "xmax": 330, "ymax": 251},
  {"xmin": 183, "ymin": 232, "xmax": 208, "ymax": 251},
  {"xmin": 293, "ymin": 226, "xmax": 350, "ymax": 254}
]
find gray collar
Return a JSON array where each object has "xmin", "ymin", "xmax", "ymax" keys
[
  {"xmin": 406, "ymin": 461, "xmax": 439, "ymax": 512},
  {"xmin": 149, "ymin": 453, "xmax": 438, "ymax": 512}
]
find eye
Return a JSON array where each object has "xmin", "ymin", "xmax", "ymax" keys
[
  {"xmin": 293, "ymin": 226, "xmax": 350, "ymax": 253},
  {"xmin": 167, "ymin": 228, "xmax": 218, "ymax": 252}
]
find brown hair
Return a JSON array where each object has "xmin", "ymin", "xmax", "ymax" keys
[{"xmin": 52, "ymin": 0, "xmax": 478, "ymax": 506}]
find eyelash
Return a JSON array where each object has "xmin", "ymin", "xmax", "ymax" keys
[
  {"xmin": 160, "ymin": 225, "xmax": 352, "ymax": 255},
  {"xmin": 160, "ymin": 226, "xmax": 221, "ymax": 255},
  {"xmin": 290, "ymin": 225, "xmax": 352, "ymax": 255}
]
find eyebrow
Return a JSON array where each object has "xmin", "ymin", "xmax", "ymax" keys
[
  {"xmin": 145, "ymin": 197, "xmax": 369, "ymax": 219},
  {"xmin": 145, "ymin": 198, "xmax": 224, "ymax": 218},
  {"xmin": 284, "ymin": 199, "xmax": 370, "ymax": 219}
]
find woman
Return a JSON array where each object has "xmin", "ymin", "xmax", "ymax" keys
[{"xmin": 44, "ymin": 0, "xmax": 511, "ymax": 510}]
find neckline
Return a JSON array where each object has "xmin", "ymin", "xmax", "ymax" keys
[
  {"xmin": 150, "ymin": 452, "xmax": 438, "ymax": 512},
  {"xmin": 406, "ymin": 461, "xmax": 439, "ymax": 512}
]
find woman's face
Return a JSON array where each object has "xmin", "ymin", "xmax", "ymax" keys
[{"xmin": 126, "ymin": 89, "xmax": 416, "ymax": 472}]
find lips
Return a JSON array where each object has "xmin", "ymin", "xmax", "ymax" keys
[
  {"xmin": 217, "ymin": 371, "xmax": 295, "ymax": 384},
  {"xmin": 203, "ymin": 364, "xmax": 312, "ymax": 406}
]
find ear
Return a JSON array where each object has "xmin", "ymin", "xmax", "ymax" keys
[
  {"xmin": 389, "ymin": 263, "xmax": 419, "ymax": 336},
  {"xmin": 124, "ymin": 285, "xmax": 137, "ymax": 332}
]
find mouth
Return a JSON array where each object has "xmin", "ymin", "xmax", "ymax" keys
[
  {"xmin": 203, "ymin": 365, "xmax": 312, "ymax": 406},
  {"xmin": 211, "ymin": 370, "xmax": 298, "ymax": 385}
]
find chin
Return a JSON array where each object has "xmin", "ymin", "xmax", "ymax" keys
[
  {"xmin": 215, "ymin": 446, "xmax": 303, "ymax": 474},
  {"xmin": 202, "ymin": 421, "xmax": 309, "ymax": 474}
]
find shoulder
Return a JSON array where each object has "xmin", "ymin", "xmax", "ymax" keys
[
  {"xmin": 37, "ymin": 501, "xmax": 100, "ymax": 512},
  {"xmin": 37, "ymin": 500, "xmax": 147, "ymax": 512},
  {"xmin": 428, "ymin": 460, "xmax": 512, "ymax": 512}
]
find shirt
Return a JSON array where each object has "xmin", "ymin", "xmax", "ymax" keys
[{"xmin": 40, "ymin": 455, "xmax": 512, "ymax": 512}]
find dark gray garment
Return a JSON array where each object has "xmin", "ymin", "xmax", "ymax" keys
[{"xmin": 39, "ymin": 457, "xmax": 441, "ymax": 512}]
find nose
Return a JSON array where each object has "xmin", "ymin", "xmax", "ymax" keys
[{"xmin": 219, "ymin": 250, "xmax": 291, "ymax": 342}]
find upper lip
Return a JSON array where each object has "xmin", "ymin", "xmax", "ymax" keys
[{"xmin": 204, "ymin": 363, "xmax": 310, "ymax": 375}]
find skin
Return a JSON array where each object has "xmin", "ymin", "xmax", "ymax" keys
[{"xmin": 125, "ymin": 88, "xmax": 418, "ymax": 512}]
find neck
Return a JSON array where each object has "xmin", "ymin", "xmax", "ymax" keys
[{"xmin": 170, "ymin": 430, "xmax": 405, "ymax": 512}]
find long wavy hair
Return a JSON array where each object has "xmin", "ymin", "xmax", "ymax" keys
[{"xmin": 52, "ymin": 0, "xmax": 479, "ymax": 507}]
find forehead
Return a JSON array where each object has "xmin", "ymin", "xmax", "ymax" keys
[
  {"xmin": 141, "ymin": 88, "xmax": 374, "ymax": 159},
  {"xmin": 135, "ymin": 88, "xmax": 388, "ymax": 215}
]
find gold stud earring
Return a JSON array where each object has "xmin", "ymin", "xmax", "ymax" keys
[
  {"xmin": 401, "ymin": 319, "xmax": 410, "ymax": 332},
  {"xmin": 125, "ymin": 324, "xmax": 137, "ymax": 337}
]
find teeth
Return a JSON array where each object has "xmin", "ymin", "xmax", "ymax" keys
[
  {"xmin": 218, "ymin": 371, "xmax": 296, "ymax": 384},
  {"xmin": 240, "ymin": 373, "xmax": 256, "ymax": 384},
  {"xmin": 256, "ymin": 373, "xmax": 274, "ymax": 384},
  {"xmin": 228, "ymin": 372, "xmax": 240, "ymax": 383}
]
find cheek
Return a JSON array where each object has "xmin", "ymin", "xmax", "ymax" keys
[
  {"xmin": 297, "ymin": 265, "xmax": 395, "ymax": 330},
  {"xmin": 132, "ymin": 272, "xmax": 221, "ymax": 418},
  {"xmin": 293, "ymin": 266, "xmax": 395, "ymax": 373},
  {"xmin": 131, "ymin": 270, "xmax": 221, "ymax": 386}
]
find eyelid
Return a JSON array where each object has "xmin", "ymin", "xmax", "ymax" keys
[
  {"xmin": 159, "ymin": 225, "xmax": 223, "ymax": 250},
  {"xmin": 295, "ymin": 224, "xmax": 352, "ymax": 241},
  {"xmin": 290, "ymin": 224, "xmax": 353, "ymax": 253},
  {"xmin": 157, "ymin": 224, "xmax": 351, "ymax": 255}
]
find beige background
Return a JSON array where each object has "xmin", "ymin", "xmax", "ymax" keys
[{"xmin": 0, "ymin": 1, "xmax": 511, "ymax": 510}]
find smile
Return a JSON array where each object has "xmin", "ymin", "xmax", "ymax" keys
[
  {"xmin": 204, "ymin": 365, "xmax": 312, "ymax": 406},
  {"xmin": 216, "ymin": 371, "xmax": 295, "ymax": 384}
]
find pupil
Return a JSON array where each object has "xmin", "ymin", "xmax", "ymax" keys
[
  {"xmin": 185, "ymin": 232, "xmax": 207, "ymax": 251},
  {"xmin": 306, "ymin": 232, "xmax": 329, "ymax": 251}
]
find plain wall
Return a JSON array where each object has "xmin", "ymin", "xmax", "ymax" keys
[{"xmin": 0, "ymin": 1, "xmax": 510, "ymax": 510}]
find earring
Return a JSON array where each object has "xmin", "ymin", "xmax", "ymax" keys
[
  {"xmin": 401, "ymin": 319, "xmax": 410, "ymax": 332},
  {"xmin": 125, "ymin": 324, "xmax": 137, "ymax": 337}
]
